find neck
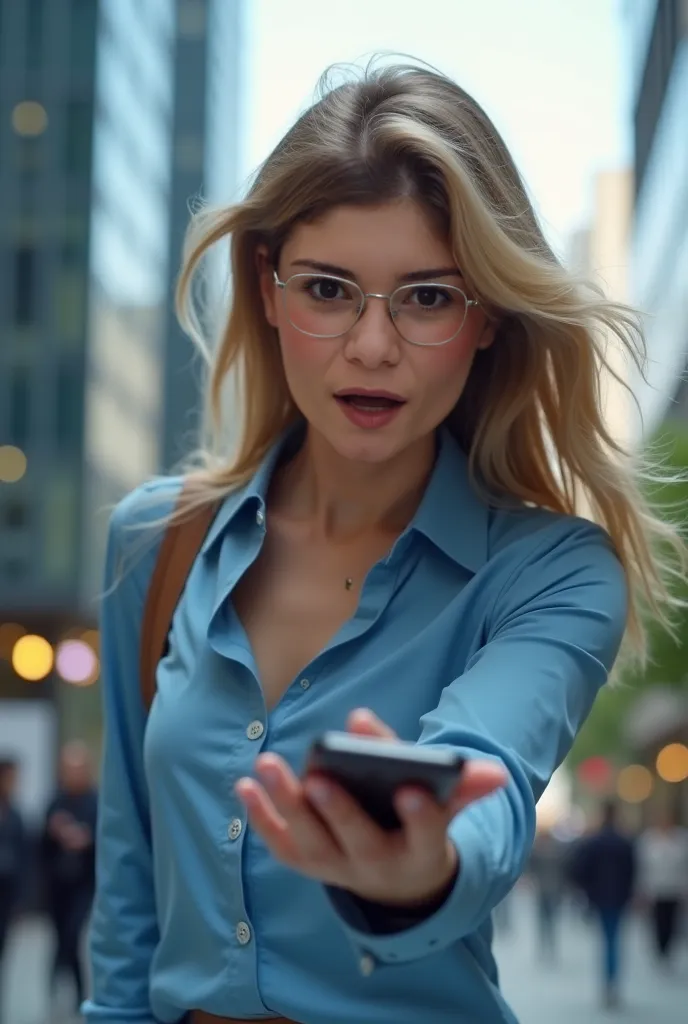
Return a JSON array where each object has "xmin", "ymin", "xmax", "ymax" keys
[{"xmin": 273, "ymin": 428, "xmax": 436, "ymax": 540}]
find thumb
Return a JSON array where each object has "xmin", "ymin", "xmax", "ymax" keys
[
  {"xmin": 346, "ymin": 707, "xmax": 398, "ymax": 740},
  {"xmin": 448, "ymin": 761, "xmax": 507, "ymax": 815}
]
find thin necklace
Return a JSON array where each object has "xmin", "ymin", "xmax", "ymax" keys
[{"xmin": 345, "ymin": 577, "xmax": 353, "ymax": 590}]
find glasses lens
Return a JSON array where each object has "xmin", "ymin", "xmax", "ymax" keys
[
  {"xmin": 283, "ymin": 274, "xmax": 362, "ymax": 338},
  {"xmin": 390, "ymin": 284, "xmax": 468, "ymax": 345}
]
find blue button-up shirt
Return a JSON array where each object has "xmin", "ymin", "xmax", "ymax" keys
[{"xmin": 84, "ymin": 429, "xmax": 627, "ymax": 1024}]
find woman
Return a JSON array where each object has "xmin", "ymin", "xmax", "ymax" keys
[{"xmin": 84, "ymin": 63, "xmax": 684, "ymax": 1024}]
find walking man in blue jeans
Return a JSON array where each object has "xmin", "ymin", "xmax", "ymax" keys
[{"xmin": 570, "ymin": 801, "xmax": 636, "ymax": 1009}]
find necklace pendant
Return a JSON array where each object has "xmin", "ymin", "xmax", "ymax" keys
[{"xmin": 345, "ymin": 577, "xmax": 353, "ymax": 591}]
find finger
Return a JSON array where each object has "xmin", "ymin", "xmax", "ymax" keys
[
  {"xmin": 305, "ymin": 774, "xmax": 394, "ymax": 862},
  {"xmin": 235, "ymin": 777, "xmax": 300, "ymax": 864},
  {"xmin": 395, "ymin": 787, "xmax": 457, "ymax": 866},
  {"xmin": 447, "ymin": 761, "xmax": 507, "ymax": 815},
  {"xmin": 346, "ymin": 707, "xmax": 398, "ymax": 740},
  {"xmin": 254, "ymin": 755, "xmax": 344, "ymax": 865}
]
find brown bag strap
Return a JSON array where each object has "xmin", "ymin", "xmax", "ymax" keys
[{"xmin": 139, "ymin": 488, "xmax": 219, "ymax": 712}]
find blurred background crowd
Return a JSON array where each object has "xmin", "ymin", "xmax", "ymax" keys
[{"xmin": 0, "ymin": 1, "xmax": 687, "ymax": 1021}]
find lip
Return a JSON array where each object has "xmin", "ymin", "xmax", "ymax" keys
[
  {"xmin": 334, "ymin": 388, "xmax": 407, "ymax": 403},
  {"xmin": 334, "ymin": 392, "xmax": 406, "ymax": 431}
]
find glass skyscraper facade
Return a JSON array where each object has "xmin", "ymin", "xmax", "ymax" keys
[
  {"xmin": 0, "ymin": 0, "xmax": 245, "ymax": 778},
  {"xmin": 628, "ymin": 0, "xmax": 688, "ymax": 434}
]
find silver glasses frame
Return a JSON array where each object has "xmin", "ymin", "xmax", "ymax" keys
[{"xmin": 273, "ymin": 270, "xmax": 480, "ymax": 347}]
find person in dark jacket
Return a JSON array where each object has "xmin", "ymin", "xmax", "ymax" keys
[
  {"xmin": 570, "ymin": 800, "xmax": 636, "ymax": 1008},
  {"xmin": 0, "ymin": 756, "xmax": 26, "ymax": 1022},
  {"xmin": 41, "ymin": 742, "xmax": 98, "ymax": 1014}
]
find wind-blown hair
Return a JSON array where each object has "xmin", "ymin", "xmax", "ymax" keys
[{"xmin": 174, "ymin": 60, "xmax": 686, "ymax": 668}]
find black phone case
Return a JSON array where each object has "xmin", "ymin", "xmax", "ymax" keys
[{"xmin": 308, "ymin": 740, "xmax": 464, "ymax": 831}]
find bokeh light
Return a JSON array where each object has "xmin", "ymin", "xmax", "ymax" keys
[
  {"xmin": 0, "ymin": 623, "xmax": 27, "ymax": 661},
  {"xmin": 656, "ymin": 743, "xmax": 688, "ymax": 784},
  {"xmin": 12, "ymin": 634, "xmax": 54, "ymax": 681},
  {"xmin": 617, "ymin": 764, "xmax": 653, "ymax": 804},
  {"xmin": 80, "ymin": 629, "xmax": 100, "ymax": 654},
  {"xmin": 577, "ymin": 755, "xmax": 613, "ymax": 793},
  {"xmin": 12, "ymin": 100, "xmax": 48, "ymax": 136},
  {"xmin": 0, "ymin": 446, "xmax": 27, "ymax": 483},
  {"xmin": 55, "ymin": 639, "xmax": 99, "ymax": 686}
]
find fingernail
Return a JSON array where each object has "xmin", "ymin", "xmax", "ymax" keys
[
  {"xmin": 399, "ymin": 791, "xmax": 426, "ymax": 813},
  {"xmin": 258, "ymin": 764, "xmax": 280, "ymax": 791},
  {"xmin": 307, "ymin": 779, "xmax": 331, "ymax": 805}
]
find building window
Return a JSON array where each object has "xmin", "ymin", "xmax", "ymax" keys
[
  {"xmin": 2, "ymin": 501, "xmax": 29, "ymax": 530},
  {"xmin": 56, "ymin": 360, "xmax": 84, "ymax": 450},
  {"xmin": 0, "ymin": 558, "xmax": 28, "ymax": 583},
  {"xmin": 175, "ymin": 134, "xmax": 204, "ymax": 173},
  {"xmin": 65, "ymin": 98, "xmax": 93, "ymax": 174},
  {"xmin": 16, "ymin": 137, "xmax": 44, "ymax": 175},
  {"xmin": 13, "ymin": 247, "xmax": 36, "ymax": 325},
  {"xmin": 25, "ymin": 0, "xmax": 44, "ymax": 70},
  {"xmin": 10, "ymin": 368, "xmax": 31, "ymax": 446},
  {"xmin": 69, "ymin": 0, "xmax": 97, "ymax": 73},
  {"xmin": 178, "ymin": 0, "xmax": 207, "ymax": 38}
]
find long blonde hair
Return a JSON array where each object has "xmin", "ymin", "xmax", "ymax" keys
[{"xmin": 174, "ymin": 60, "xmax": 686, "ymax": 668}]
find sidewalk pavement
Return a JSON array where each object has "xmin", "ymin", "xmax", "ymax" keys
[
  {"xmin": 494, "ymin": 888, "xmax": 687, "ymax": 1023},
  {"xmin": 2, "ymin": 896, "xmax": 686, "ymax": 1023}
]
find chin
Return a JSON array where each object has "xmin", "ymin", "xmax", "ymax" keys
[{"xmin": 326, "ymin": 426, "xmax": 410, "ymax": 466}]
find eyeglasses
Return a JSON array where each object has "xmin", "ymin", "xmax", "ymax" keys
[{"xmin": 273, "ymin": 271, "xmax": 479, "ymax": 347}]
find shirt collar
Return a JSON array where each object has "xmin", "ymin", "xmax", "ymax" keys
[
  {"xmin": 201, "ymin": 425, "xmax": 490, "ymax": 573},
  {"xmin": 409, "ymin": 428, "xmax": 490, "ymax": 573}
]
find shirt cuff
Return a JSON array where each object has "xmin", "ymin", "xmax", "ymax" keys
[{"xmin": 326, "ymin": 810, "xmax": 496, "ymax": 967}]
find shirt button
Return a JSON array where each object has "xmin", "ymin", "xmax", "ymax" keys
[
  {"xmin": 359, "ymin": 954, "xmax": 375, "ymax": 976},
  {"xmin": 236, "ymin": 921, "xmax": 252, "ymax": 945},
  {"xmin": 299, "ymin": 678, "xmax": 310, "ymax": 690},
  {"xmin": 255, "ymin": 508, "xmax": 265, "ymax": 526},
  {"xmin": 246, "ymin": 720, "xmax": 264, "ymax": 740},
  {"xmin": 228, "ymin": 818, "xmax": 242, "ymax": 841}
]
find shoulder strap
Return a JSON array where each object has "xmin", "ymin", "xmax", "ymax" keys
[{"xmin": 139, "ymin": 488, "xmax": 219, "ymax": 712}]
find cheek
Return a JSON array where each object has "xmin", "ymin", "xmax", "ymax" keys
[
  {"xmin": 416, "ymin": 335, "xmax": 479, "ymax": 405},
  {"xmin": 278, "ymin": 323, "xmax": 330, "ymax": 394}
]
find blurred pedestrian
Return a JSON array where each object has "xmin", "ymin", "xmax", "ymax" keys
[
  {"xmin": 0, "ymin": 756, "xmax": 26, "ymax": 1023},
  {"xmin": 570, "ymin": 800, "xmax": 636, "ymax": 1009},
  {"xmin": 529, "ymin": 826, "xmax": 566, "ymax": 961},
  {"xmin": 637, "ymin": 810, "xmax": 688, "ymax": 967},
  {"xmin": 41, "ymin": 742, "xmax": 98, "ymax": 1015}
]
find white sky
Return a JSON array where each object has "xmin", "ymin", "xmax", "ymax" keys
[{"xmin": 243, "ymin": 0, "xmax": 630, "ymax": 257}]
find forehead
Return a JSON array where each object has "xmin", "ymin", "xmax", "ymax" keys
[{"xmin": 281, "ymin": 199, "xmax": 454, "ymax": 280}]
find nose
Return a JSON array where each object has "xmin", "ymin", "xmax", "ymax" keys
[{"xmin": 342, "ymin": 296, "xmax": 401, "ymax": 368}]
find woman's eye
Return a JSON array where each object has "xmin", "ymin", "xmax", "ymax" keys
[
  {"xmin": 307, "ymin": 277, "xmax": 347, "ymax": 301},
  {"xmin": 410, "ymin": 286, "xmax": 447, "ymax": 308}
]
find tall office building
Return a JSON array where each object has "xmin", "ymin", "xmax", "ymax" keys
[
  {"xmin": 0, "ymin": 0, "xmax": 244, "ymax": 813},
  {"xmin": 568, "ymin": 169, "xmax": 635, "ymax": 449},
  {"xmin": 627, "ymin": 0, "xmax": 688, "ymax": 437}
]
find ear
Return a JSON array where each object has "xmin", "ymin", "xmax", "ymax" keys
[
  {"xmin": 256, "ymin": 244, "xmax": 279, "ymax": 328},
  {"xmin": 475, "ymin": 313, "xmax": 497, "ymax": 351}
]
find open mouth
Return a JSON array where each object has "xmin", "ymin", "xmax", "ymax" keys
[{"xmin": 334, "ymin": 392, "xmax": 406, "ymax": 412}]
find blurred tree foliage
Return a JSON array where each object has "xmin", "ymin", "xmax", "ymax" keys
[{"xmin": 568, "ymin": 421, "xmax": 688, "ymax": 770}]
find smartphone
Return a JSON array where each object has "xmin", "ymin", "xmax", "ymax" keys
[{"xmin": 306, "ymin": 732, "xmax": 465, "ymax": 831}]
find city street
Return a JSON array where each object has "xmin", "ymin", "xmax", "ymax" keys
[{"xmin": 1, "ymin": 893, "xmax": 686, "ymax": 1023}]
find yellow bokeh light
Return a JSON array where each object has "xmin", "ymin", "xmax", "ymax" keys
[
  {"xmin": 0, "ymin": 623, "xmax": 27, "ymax": 661},
  {"xmin": 12, "ymin": 100, "xmax": 48, "ymax": 136},
  {"xmin": 656, "ymin": 743, "xmax": 688, "ymax": 784},
  {"xmin": 11, "ymin": 634, "xmax": 54, "ymax": 682},
  {"xmin": 617, "ymin": 764, "xmax": 653, "ymax": 804},
  {"xmin": 0, "ymin": 446, "xmax": 27, "ymax": 483}
]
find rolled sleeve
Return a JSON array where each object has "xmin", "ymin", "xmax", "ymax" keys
[{"xmin": 330, "ymin": 518, "xmax": 628, "ymax": 967}]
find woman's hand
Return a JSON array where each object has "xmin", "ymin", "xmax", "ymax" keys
[{"xmin": 235, "ymin": 708, "xmax": 506, "ymax": 907}]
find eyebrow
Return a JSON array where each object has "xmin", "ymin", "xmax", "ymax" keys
[{"xmin": 289, "ymin": 259, "xmax": 462, "ymax": 283}]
